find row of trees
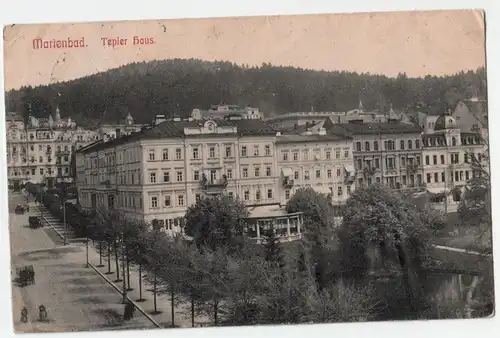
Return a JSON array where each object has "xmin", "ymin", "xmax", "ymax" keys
[
  {"xmin": 26, "ymin": 178, "xmax": 493, "ymax": 326},
  {"xmin": 5, "ymin": 59, "xmax": 486, "ymax": 126}
]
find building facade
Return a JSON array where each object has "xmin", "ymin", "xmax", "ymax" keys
[
  {"xmin": 275, "ymin": 128, "xmax": 355, "ymax": 206},
  {"xmin": 422, "ymin": 113, "xmax": 485, "ymax": 197},
  {"xmin": 325, "ymin": 120, "xmax": 424, "ymax": 190},
  {"xmin": 6, "ymin": 109, "xmax": 100, "ymax": 189},
  {"xmin": 191, "ymin": 104, "xmax": 263, "ymax": 120}
]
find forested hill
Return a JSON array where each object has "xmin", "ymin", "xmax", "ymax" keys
[{"xmin": 4, "ymin": 58, "xmax": 487, "ymax": 126}]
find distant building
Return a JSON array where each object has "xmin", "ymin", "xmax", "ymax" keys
[
  {"xmin": 97, "ymin": 112, "xmax": 144, "ymax": 140},
  {"xmin": 6, "ymin": 108, "xmax": 100, "ymax": 189},
  {"xmin": 266, "ymin": 101, "xmax": 403, "ymax": 130},
  {"xmin": 191, "ymin": 104, "xmax": 263, "ymax": 120},
  {"xmin": 422, "ymin": 113, "xmax": 485, "ymax": 198},
  {"xmin": 324, "ymin": 119, "xmax": 424, "ymax": 190}
]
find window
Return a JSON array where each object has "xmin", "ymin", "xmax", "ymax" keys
[
  {"xmin": 304, "ymin": 171, "xmax": 310, "ymax": 180},
  {"xmin": 285, "ymin": 189, "xmax": 291, "ymax": 199},
  {"xmin": 365, "ymin": 142, "xmax": 370, "ymax": 151},
  {"xmin": 293, "ymin": 152, "xmax": 298, "ymax": 161},
  {"xmin": 426, "ymin": 173, "xmax": 431, "ymax": 183},
  {"xmin": 460, "ymin": 171, "xmax": 464, "ymax": 181},
  {"xmin": 225, "ymin": 146, "xmax": 232, "ymax": 158},
  {"xmin": 178, "ymin": 195, "xmax": 184, "ymax": 206},
  {"xmin": 193, "ymin": 170, "xmax": 199, "ymax": 181},
  {"xmin": 400, "ymin": 140, "xmax": 405, "ymax": 150},
  {"xmin": 65, "ymin": 167, "xmax": 69, "ymax": 174},
  {"xmin": 39, "ymin": 156, "xmax": 43, "ymax": 163},
  {"xmin": 357, "ymin": 159, "xmax": 362, "ymax": 170},
  {"xmin": 344, "ymin": 150, "xmax": 349, "ymax": 158},
  {"xmin": 401, "ymin": 157, "xmax": 406, "ymax": 167},
  {"xmin": 441, "ymin": 172, "xmax": 445, "ymax": 182},
  {"xmin": 356, "ymin": 142, "xmax": 361, "ymax": 151},
  {"xmin": 31, "ymin": 168, "xmax": 35, "ymax": 175},
  {"xmin": 434, "ymin": 173, "xmax": 439, "ymax": 182},
  {"xmin": 336, "ymin": 168, "xmax": 341, "ymax": 177},
  {"xmin": 327, "ymin": 169, "xmax": 332, "ymax": 178},
  {"xmin": 192, "ymin": 147, "xmax": 199, "ymax": 159},
  {"xmin": 266, "ymin": 167, "xmax": 271, "ymax": 177},
  {"xmin": 164, "ymin": 196, "xmax": 171, "ymax": 207},
  {"xmin": 196, "ymin": 194, "xmax": 201, "ymax": 202},
  {"xmin": 316, "ymin": 170, "xmax": 321, "ymax": 179},
  {"xmin": 175, "ymin": 148, "xmax": 182, "ymax": 160},
  {"xmin": 265, "ymin": 145, "xmax": 271, "ymax": 156},
  {"xmin": 255, "ymin": 190, "xmax": 261, "ymax": 200},
  {"xmin": 163, "ymin": 172, "xmax": 170, "ymax": 182},
  {"xmin": 151, "ymin": 196, "xmax": 158, "ymax": 208},
  {"xmin": 243, "ymin": 168, "xmax": 248, "ymax": 177},
  {"xmin": 441, "ymin": 155, "xmax": 445, "ymax": 164},
  {"xmin": 337, "ymin": 186, "xmax": 343, "ymax": 196},
  {"xmin": 253, "ymin": 145, "xmax": 259, "ymax": 156},
  {"xmin": 326, "ymin": 151, "xmax": 331, "ymax": 159},
  {"xmin": 466, "ymin": 171, "xmax": 470, "ymax": 180},
  {"xmin": 415, "ymin": 140, "xmax": 420, "ymax": 149},
  {"xmin": 303, "ymin": 151, "xmax": 309, "ymax": 160},
  {"xmin": 433, "ymin": 155, "xmax": 437, "ymax": 165},
  {"xmin": 150, "ymin": 172, "xmax": 156, "ymax": 183},
  {"xmin": 227, "ymin": 169, "xmax": 232, "ymax": 179},
  {"xmin": 283, "ymin": 152, "xmax": 289, "ymax": 161},
  {"xmin": 209, "ymin": 147, "xmax": 216, "ymax": 158},
  {"xmin": 244, "ymin": 190, "xmax": 250, "ymax": 200},
  {"xmin": 335, "ymin": 150, "xmax": 341, "ymax": 158},
  {"xmin": 161, "ymin": 149, "xmax": 169, "ymax": 160},
  {"xmin": 241, "ymin": 146, "xmax": 247, "ymax": 157},
  {"xmin": 177, "ymin": 171, "xmax": 183, "ymax": 182},
  {"xmin": 452, "ymin": 137, "xmax": 457, "ymax": 146},
  {"xmin": 254, "ymin": 167, "xmax": 260, "ymax": 177},
  {"xmin": 425, "ymin": 156, "xmax": 430, "ymax": 165},
  {"xmin": 294, "ymin": 171, "xmax": 299, "ymax": 179},
  {"xmin": 64, "ymin": 155, "xmax": 69, "ymax": 162},
  {"xmin": 149, "ymin": 150, "xmax": 155, "ymax": 161},
  {"xmin": 455, "ymin": 171, "xmax": 459, "ymax": 182},
  {"xmin": 267, "ymin": 189, "xmax": 273, "ymax": 199},
  {"xmin": 464, "ymin": 154, "xmax": 469, "ymax": 163}
]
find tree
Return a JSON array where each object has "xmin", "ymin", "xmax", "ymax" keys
[
  {"xmin": 286, "ymin": 187, "xmax": 338, "ymax": 290},
  {"xmin": 339, "ymin": 184, "xmax": 436, "ymax": 317},
  {"xmin": 263, "ymin": 229, "xmax": 284, "ymax": 268},
  {"xmin": 184, "ymin": 195, "xmax": 247, "ymax": 251},
  {"xmin": 142, "ymin": 226, "xmax": 168, "ymax": 314}
]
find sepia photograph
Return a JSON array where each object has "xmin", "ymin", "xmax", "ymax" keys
[{"xmin": 2, "ymin": 8, "xmax": 494, "ymax": 334}]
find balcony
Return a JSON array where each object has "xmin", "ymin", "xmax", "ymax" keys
[
  {"xmin": 201, "ymin": 174, "xmax": 228, "ymax": 194},
  {"xmin": 283, "ymin": 177, "xmax": 294, "ymax": 188},
  {"xmin": 46, "ymin": 149, "xmax": 52, "ymax": 155},
  {"xmin": 56, "ymin": 150, "xmax": 70, "ymax": 156}
]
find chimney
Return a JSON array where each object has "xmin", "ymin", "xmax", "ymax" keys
[
  {"xmin": 276, "ymin": 131, "xmax": 282, "ymax": 136},
  {"xmin": 155, "ymin": 114, "xmax": 166, "ymax": 124},
  {"xmin": 318, "ymin": 127, "xmax": 326, "ymax": 136}
]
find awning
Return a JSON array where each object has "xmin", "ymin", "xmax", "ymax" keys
[
  {"xmin": 282, "ymin": 168, "xmax": 293, "ymax": 177},
  {"xmin": 427, "ymin": 187, "xmax": 451, "ymax": 195},
  {"xmin": 313, "ymin": 185, "xmax": 332, "ymax": 195},
  {"xmin": 344, "ymin": 164, "xmax": 355, "ymax": 175}
]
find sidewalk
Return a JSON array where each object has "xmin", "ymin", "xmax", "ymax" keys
[{"xmin": 85, "ymin": 242, "xmax": 211, "ymax": 328}]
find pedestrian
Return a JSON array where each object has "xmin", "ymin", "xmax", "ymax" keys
[
  {"xmin": 38, "ymin": 305, "xmax": 47, "ymax": 322},
  {"xmin": 20, "ymin": 307, "xmax": 28, "ymax": 323}
]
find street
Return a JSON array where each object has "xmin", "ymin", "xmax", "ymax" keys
[{"xmin": 9, "ymin": 193, "xmax": 156, "ymax": 333}]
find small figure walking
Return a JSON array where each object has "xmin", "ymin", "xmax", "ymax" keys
[
  {"xmin": 20, "ymin": 307, "xmax": 28, "ymax": 323},
  {"xmin": 123, "ymin": 301, "xmax": 135, "ymax": 321},
  {"xmin": 38, "ymin": 305, "xmax": 47, "ymax": 322}
]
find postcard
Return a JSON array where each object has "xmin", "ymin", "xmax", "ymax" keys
[{"xmin": 3, "ymin": 9, "xmax": 493, "ymax": 334}]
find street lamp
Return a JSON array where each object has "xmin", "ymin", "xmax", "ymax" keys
[
  {"xmin": 62, "ymin": 200, "xmax": 69, "ymax": 245},
  {"xmin": 121, "ymin": 231, "xmax": 127, "ymax": 304}
]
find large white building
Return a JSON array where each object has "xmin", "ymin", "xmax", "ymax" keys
[
  {"xmin": 75, "ymin": 116, "xmax": 357, "ymax": 235},
  {"xmin": 6, "ymin": 109, "xmax": 100, "ymax": 189}
]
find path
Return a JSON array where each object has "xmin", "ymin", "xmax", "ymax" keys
[
  {"xmin": 434, "ymin": 244, "xmax": 491, "ymax": 256},
  {"xmin": 9, "ymin": 193, "xmax": 156, "ymax": 333}
]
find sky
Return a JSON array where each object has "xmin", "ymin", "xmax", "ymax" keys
[{"xmin": 3, "ymin": 9, "xmax": 486, "ymax": 91}]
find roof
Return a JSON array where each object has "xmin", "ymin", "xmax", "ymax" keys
[
  {"xmin": 81, "ymin": 118, "xmax": 277, "ymax": 154},
  {"xmin": 246, "ymin": 204, "xmax": 303, "ymax": 219},
  {"xmin": 434, "ymin": 114, "xmax": 458, "ymax": 131},
  {"xmin": 326, "ymin": 121, "xmax": 422, "ymax": 137},
  {"xmin": 276, "ymin": 133, "xmax": 351, "ymax": 144}
]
